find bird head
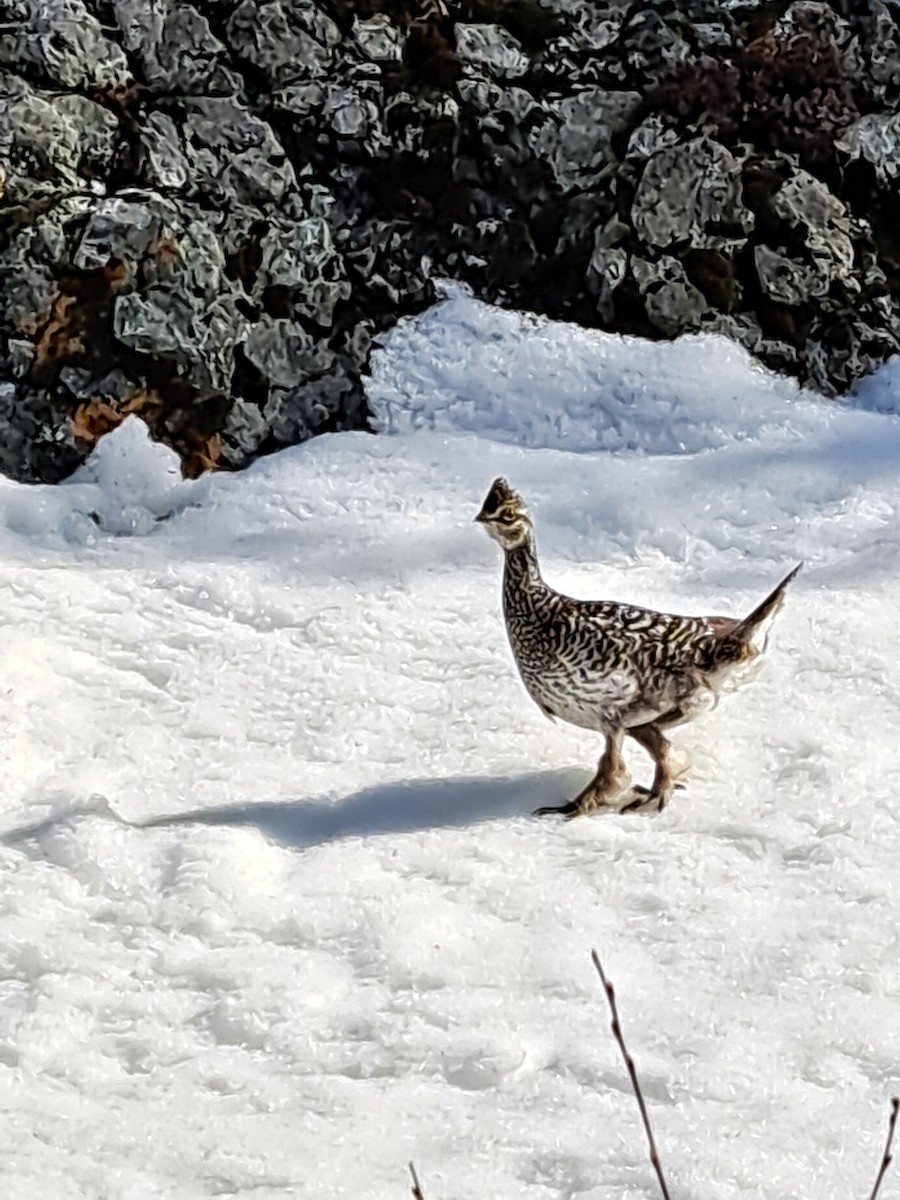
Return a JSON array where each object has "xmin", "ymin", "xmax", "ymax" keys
[{"xmin": 474, "ymin": 477, "xmax": 532, "ymax": 550}]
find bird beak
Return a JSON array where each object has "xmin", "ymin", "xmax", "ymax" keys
[{"xmin": 473, "ymin": 508, "xmax": 488, "ymax": 523}]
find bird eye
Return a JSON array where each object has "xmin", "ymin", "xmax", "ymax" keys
[{"xmin": 497, "ymin": 514, "xmax": 516, "ymax": 525}]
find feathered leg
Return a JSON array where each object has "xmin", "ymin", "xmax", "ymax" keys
[
  {"xmin": 621, "ymin": 723, "xmax": 677, "ymax": 813},
  {"xmin": 534, "ymin": 729, "xmax": 630, "ymax": 818}
]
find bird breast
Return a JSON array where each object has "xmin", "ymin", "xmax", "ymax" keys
[{"xmin": 505, "ymin": 607, "xmax": 642, "ymax": 729}]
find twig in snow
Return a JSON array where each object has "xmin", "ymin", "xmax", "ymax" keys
[
  {"xmin": 409, "ymin": 1161, "xmax": 425, "ymax": 1200},
  {"xmin": 869, "ymin": 1096, "xmax": 899, "ymax": 1200},
  {"xmin": 591, "ymin": 949, "xmax": 671, "ymax": 1200}
]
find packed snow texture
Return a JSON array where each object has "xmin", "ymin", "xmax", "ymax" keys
[{"xmin": 1, "ymin": 287, "xmax": 898, "ymax": 1199}]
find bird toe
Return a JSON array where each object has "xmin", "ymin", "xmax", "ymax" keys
[{"xmin": 533, "ymin": 800, "xmax": 580, "ymax": 818}]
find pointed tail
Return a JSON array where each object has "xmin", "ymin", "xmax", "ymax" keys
[{"xmin": 731, "ymin": 562, "xmax": 803, "ymax": 642}]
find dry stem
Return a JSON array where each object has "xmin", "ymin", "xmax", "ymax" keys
[
  {"xmin": 405, "ymin": 961, "xmax": 896, "ymax": 1200},
  {"xmin": 591, "ymin": 949, "xmax": 671, "ymax": 1200},
  {"xmin": 408, "ymin": 1161, "xmax": 425, "ymax": 1200},
  {"xmin": 870, "ymin": 1096, "xmax": 899, "ymax": 1200}
]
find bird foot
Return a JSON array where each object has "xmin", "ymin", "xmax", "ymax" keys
[
  {"xmin": 533, "ymin": 798, "xmax": 584, "ymax": 819},
  {"xmin": 618, "ymin": 784, "xmax": 680, "ymax": 814},
  {"xmin": 534, "ymin": 777, "xmax": 631, "ymax": 819}
]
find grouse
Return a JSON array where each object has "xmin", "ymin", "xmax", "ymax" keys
[{"xmin": 475, "ymin": 477, "xmax": 801, "ymax": 817}]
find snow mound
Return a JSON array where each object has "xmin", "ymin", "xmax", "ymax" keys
[
  {"xmin": 852, "ymin": 354, "xmax": 900, "ymax": 415},
  {"xmin": 0, "ymin": 417, "xmax": 202, "ymax": 544},
  {"xmin": 363, "ymin": 285, "xmax": 900, "ymax": 583},
  {"xmin": 370, "ymin": 283, "xmax": 818, "ymax": 455},
  {"xmin": 70, "ymin": 415, "xmax": 192, "ymax": 534}
]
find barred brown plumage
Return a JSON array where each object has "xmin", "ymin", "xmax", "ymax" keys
[{"xmin": 475, "ymin": 477, "xmax": 801, "ymax": 817}]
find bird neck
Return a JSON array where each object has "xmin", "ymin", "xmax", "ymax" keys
[{"xmin": 503, "ymin": 532, "xmax": 543, "ymax": 594}]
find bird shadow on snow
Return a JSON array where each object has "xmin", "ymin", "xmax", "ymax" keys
[
  {"xmin": 136, "ymin": 768, "xmax": 587, "ymax": 848},
  {"xmin": 0, "ymin": 770, "xmax": 587, "ymax": 854}
]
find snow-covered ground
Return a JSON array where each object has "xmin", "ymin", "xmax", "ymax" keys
[{"xmin": 1, "ymin": 286, "xmax": 898, "ymax": 1199}]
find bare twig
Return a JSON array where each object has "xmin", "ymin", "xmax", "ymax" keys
[
  {"xmin": 591, "ymin": 950, "xmax": 671, "ymax": 1200},
  {"xmin": 870, "ymin": 1096, "xmax": 899, "ymax": 1200},
  {"xmin": 409, "ymin": 1161, "xmax": 425, "ymax": 1200}
]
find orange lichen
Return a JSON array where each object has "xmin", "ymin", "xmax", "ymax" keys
[
  {"xmin": 71, "ymin": 389, "xmax": 222, "ymax": 478},
  {"xmin": 152, "ymin": 237, "xmax": 183, "ymax": 268},
  {"xmin": 179, "ymin": 432, "xmax": 223, "ymax": 478},
  {"xmin": 32, "ymin": 293, "xmax": 84, "ymax": 365},
  {"xmin": 70, "ymin": 388, "xmax": 166, "ymax": 451}
]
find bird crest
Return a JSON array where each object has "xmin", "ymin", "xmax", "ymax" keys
[{"xmin": 475, "ymin": 477, "xmax": 529, "ymax": 525}]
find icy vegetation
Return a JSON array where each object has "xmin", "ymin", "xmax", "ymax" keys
[{"xmin": 1, "ymin": 289, "xmax": 898, "ymax": 1198}]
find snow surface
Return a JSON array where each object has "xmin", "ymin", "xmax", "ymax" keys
[{"xmin": 1, "ymin": 286, "xmax": 899, "ymax": 1199}]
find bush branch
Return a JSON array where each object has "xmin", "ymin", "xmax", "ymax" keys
[
  {"xmin": 591, "ymin": 949, "xmax": 671, "ymax": 1200},
  {"xmin": 409, "ymin": 1161, "xmax": 425, "ymax": 1200},
  {"xmin": 870, "ymin": 1096, "xmax": 899, "ymax": 1200}
]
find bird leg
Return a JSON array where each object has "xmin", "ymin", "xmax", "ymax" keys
[
  {"xmin": 621, "ymin": 723, "xmax": 678, "ymax": 813},
  {"xmin": 534, "ymin": 729, "xmax": 630, "ymax": 818}
]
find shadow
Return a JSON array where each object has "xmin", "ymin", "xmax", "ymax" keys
[
  {"xmin": 0, "ymin": 794, "xmax": 119, "ymax": 847},
  {"xmin": 0, "ymin": 771, "xmax": 587, "ymax": 850},
  {"xmin": 134, "ymin": 768, "xmax": 586, "ymax": 849}
]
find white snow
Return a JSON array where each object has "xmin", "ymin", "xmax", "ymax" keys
[{"xmin": 0, "ymin": 286, "xmax": 898, "ymax": 1199}]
